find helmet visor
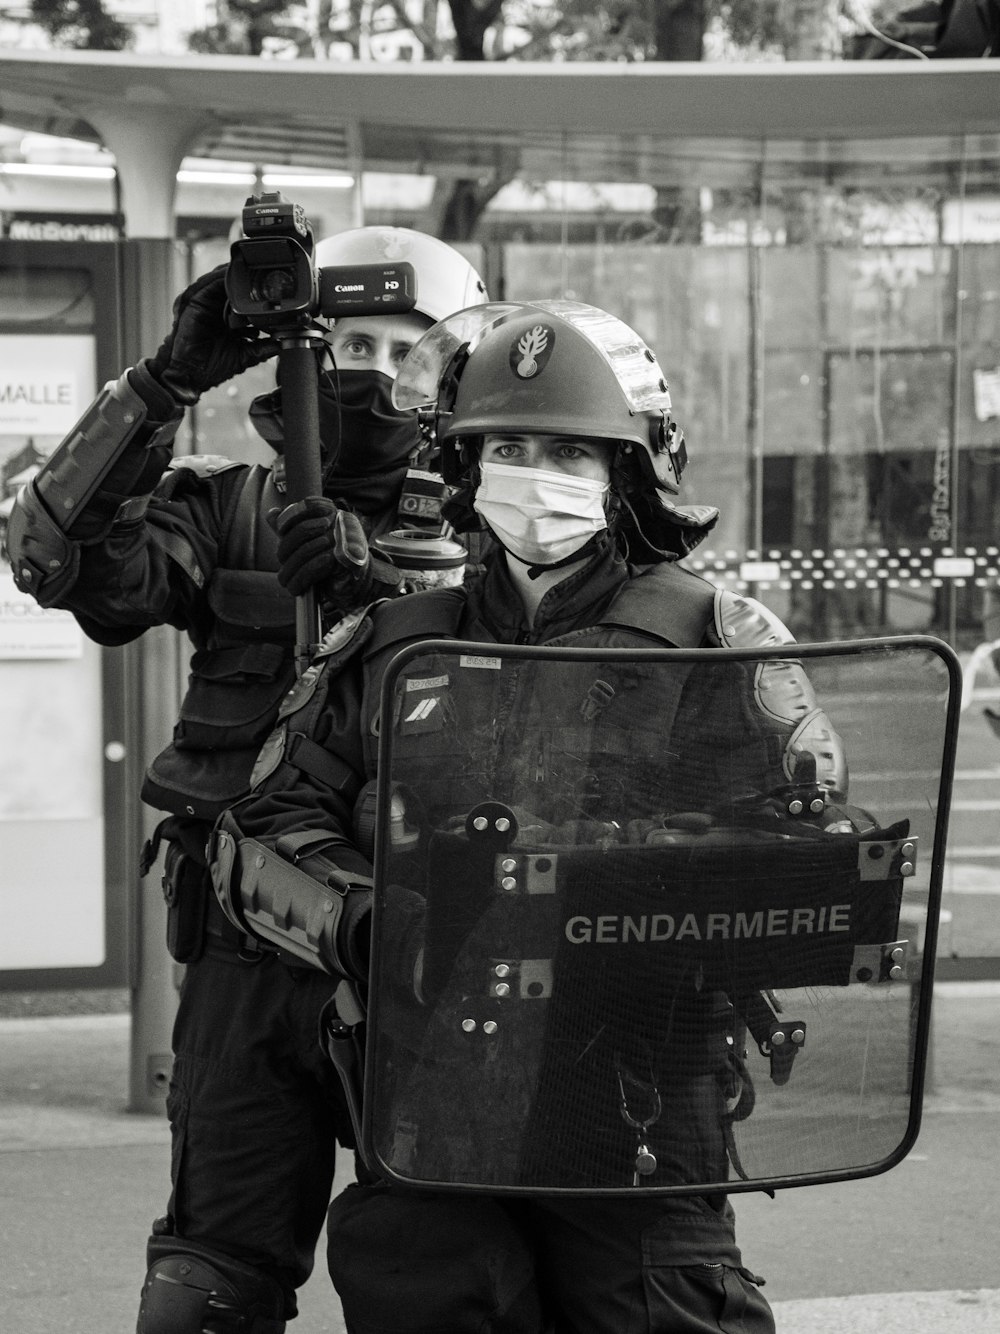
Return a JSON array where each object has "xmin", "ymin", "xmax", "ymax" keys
[
  {"xmin": 392, "ymin": 299, "xmax": 672, "ymax": 415},
  {"xmin": 391, "ymin": 303, "xmax": 523, "ymax": 410}
]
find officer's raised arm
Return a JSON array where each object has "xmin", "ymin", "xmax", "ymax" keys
[{"xmin": 7, "ymin": 266, "xmax": 277, "ymax": 610}]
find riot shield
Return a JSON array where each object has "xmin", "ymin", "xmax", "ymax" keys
[{"xmin": 363, "ymin": 635, "xmax": 959, "ymax": 1196}]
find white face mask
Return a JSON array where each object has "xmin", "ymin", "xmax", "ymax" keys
[{"xmin": 474, "ymin": 461, "xmax": 609, "ymax": 567}]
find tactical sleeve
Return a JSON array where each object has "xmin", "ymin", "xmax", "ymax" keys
[
  {"xmin": 7, "ymin": 362, "xmax": 184, "ymax": 606},
  {"xmin": 211, "ymin": 817, "xmax": 374, "ymax": 979},
  {"xmin": 208, "ymin": 615, "xmax": 379, "ymax": 980}
]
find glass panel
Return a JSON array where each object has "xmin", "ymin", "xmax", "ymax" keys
[
  {"xmin": 824, "ymin": 248, "xmax": 954, "ymax": 349},
  {"xmin": 0, "ymin": 266, "xmax": 96, "ymax": 328},
  {"xmin": 828, "ymin": 352, "xmax": 954, "ymax": 458},
  {"xmin": 0, "ymin": 266, "xmax": 106, "ymax": 970},
  {"xmin": 367, "ymin": 639, "xmax": 958, "ymax": 1195}
]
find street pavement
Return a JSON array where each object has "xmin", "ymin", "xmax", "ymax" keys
[{"xmin": 2, "ymin": 983, "xmax": 999, "ymax": 1333}]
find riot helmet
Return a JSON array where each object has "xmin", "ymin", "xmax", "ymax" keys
[
  {"xmin": 248, "ymin": 228, "xmax": 489, "ymax": 502},
  {"xmin": 393, "ymin": 300, "xmax": 719, "ymax": 562}
]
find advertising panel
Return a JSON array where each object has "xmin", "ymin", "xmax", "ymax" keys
[{"xmin": 0, "ymin": 331, "xmax": 106, "ymax": 970}]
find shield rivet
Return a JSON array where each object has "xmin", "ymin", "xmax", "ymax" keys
[
  {"xmin": 483, "ymin": 1021, "xmax": 498, "ymax": 1035},
  {"xmin": 462, "ymin": 1019, "xmax": 476, "ymax": 1032}
]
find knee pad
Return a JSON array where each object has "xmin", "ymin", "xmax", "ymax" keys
[{"xmin": 137, "ymin": 1235, "xmax": 286, "ymax": 1334}]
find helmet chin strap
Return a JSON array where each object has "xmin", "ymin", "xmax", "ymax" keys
[{"xmin": 513, "ymin": 530, "xmax": 608, "ymax": 580}]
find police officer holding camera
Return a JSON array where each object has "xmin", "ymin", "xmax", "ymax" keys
[{"xmin": 7, "ymin": 209, "xmax": 487, "ymax": 1332}]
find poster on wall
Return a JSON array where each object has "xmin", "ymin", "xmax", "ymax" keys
[
  {"xmin": 0, "ymin": 574, "xmax": 83, "ymax": 659},
  {"xmin": 0, "ymin": 332, "xmax": 106, "ymax": 972},
  {"xmin": 0, "ymin": 333, "xmax": 94, "ymax": 436}
]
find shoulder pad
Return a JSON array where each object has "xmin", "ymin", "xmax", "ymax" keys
[
  {"xmin": 167, "ymin": 455, "xmax": 242, "ymax": 478},
  {"xmin": 714, "ymin": 590, "xmax": 795, "ymax": 648},
  {"xmin": 603, "ymin": 563, "xmax": 716, "ymax": 647},
  {"xmin": 251, "ymin": 611, "xmax": 375, "ymax": 791},
  {"xmin": 364, "ymin": 586, "xmax": 467, "ymax": 660},
  {"xmin": 714, "ymin": 590, "xmax": 848, "ymax": 796},
  {"xmin": 273, "ymin": 608, "xmax": 374, "ymax": 723},
  {"xmin": 316, "ymin": 606, "xmax": 375, "ymax": 662}
]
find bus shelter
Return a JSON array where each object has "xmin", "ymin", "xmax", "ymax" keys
[{"xmin": 0, "ymin": 51, "xmax": 997, "ymax": 1106}]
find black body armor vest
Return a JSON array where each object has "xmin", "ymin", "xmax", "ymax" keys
[{"xmin": 141, "ymin": 464, "xmax": 298, "ymax": 824}]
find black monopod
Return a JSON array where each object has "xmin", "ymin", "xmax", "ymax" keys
[{"xmin": 276, "ymin": 333, "xmax": 326, "ymax": 676}]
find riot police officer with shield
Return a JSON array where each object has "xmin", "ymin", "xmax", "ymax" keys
[
  {"xmin": 208, "ymin": 298, "xmax": 880, "ymax": 1332},
  {"xmin": 7, "ymin": 218, "xmax": 487, "ymax": 1332}
]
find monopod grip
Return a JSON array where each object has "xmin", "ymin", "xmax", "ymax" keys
[{"xmin": 276, "ymin": 337, "xmax": 325, "ymax": 672}]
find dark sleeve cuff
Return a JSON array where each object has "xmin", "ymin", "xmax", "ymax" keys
[{"xmin": 127, "ymin": 359, "xmax": 192, "ymax": 420}]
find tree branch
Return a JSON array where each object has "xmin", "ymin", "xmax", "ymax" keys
[{"xmin": 382, "ymin": 0, "xmax": 440, "ymax": 55}]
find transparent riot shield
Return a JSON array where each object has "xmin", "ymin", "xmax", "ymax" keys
[{"xmin": 363, "ymin": 636, "xmax": 959, "ymax": 1196}]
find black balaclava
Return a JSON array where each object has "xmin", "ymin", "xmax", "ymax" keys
[{"xmin": 249, "ymin": 368, "xmax": 420, "ymax": 516}]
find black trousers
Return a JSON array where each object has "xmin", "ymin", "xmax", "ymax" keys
[
  {"xmin": 328, "ymin": 1182, "xmax": 775, "ymax": 1334},
  {"xmin": 158, "ymin": 947, "xmax": 353, "ymax": 1318}
]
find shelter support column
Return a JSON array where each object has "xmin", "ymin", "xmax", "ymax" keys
[{"xmin": 84, "ymin": 106, "xmax": 210, "ymax": 1113}]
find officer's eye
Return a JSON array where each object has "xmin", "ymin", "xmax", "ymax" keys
[
  {"xmin": 490, "ymin": 441, "xmax": 522, "ymax": 459},
  {"xmin": 558, "ymin": 440, "xmax": 602, "ymax": 464},
  {"xmin": 338, "ymin": 337, "xmax": 372, "ymax": 358}
]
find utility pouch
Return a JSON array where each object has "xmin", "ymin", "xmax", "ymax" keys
[{"xmin": 161, "ymin": 840, "xmax": 209, "ymax": 964}]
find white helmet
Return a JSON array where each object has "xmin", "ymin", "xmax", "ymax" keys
[{"xmin": 313, "ymin": 227, "xmax": 487, "ymax": 325}]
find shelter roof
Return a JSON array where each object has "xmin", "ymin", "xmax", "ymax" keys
[{"xmin": 0, "ymin": 49, "xmax": 997, "ymax": 189}]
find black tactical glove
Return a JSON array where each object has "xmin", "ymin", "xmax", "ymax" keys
[
  {"xmin": 272, "ymin": 499, "xmax": 404, "ymax": 604},
  {"xmin": 146, "ymin": 264, "xmax": 279, "ymax": 406}
]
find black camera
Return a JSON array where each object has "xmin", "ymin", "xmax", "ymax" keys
[{"xmin": 226, "ymin": 192, "xmax": 417, "ymax": 333}]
